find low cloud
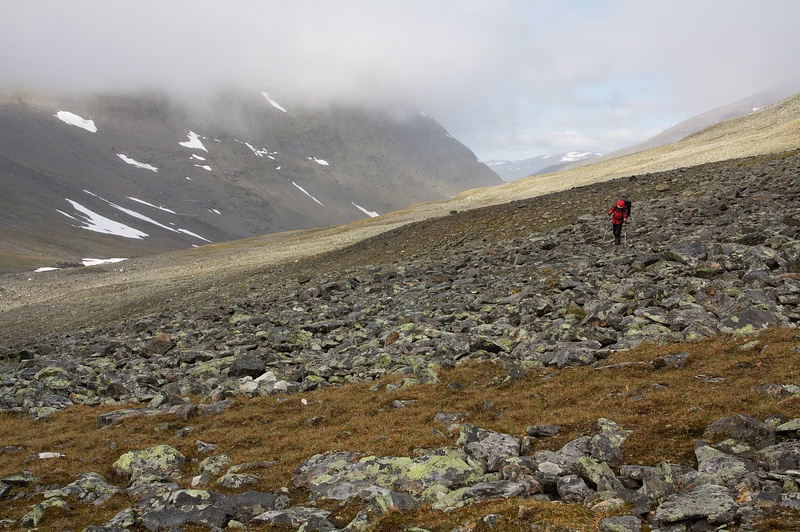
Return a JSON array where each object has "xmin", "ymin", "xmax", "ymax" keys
[{"xmin": 2, "ymin": 0, "xmax": 798, "ymax": 160}]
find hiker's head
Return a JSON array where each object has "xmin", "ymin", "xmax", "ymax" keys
[{"xmin": 616, "ymin": 200, "xmax": 626, "ymax": 208}]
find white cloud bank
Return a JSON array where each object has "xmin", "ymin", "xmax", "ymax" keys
[{"xmin": 4, "ymin": 1, "xmax": 800, "ymax": 160}]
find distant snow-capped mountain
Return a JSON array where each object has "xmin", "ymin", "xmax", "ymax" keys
[{"xmin": 485, "ymin": 151, "xmax": 602, "ymax": 181}]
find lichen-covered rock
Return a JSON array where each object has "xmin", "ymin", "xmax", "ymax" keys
[
  {"xmin": 457, "ymin": 424, "xmax": 520, "ymax": 470},
  {"xmin": 134, "ymin": 488, "xmax": 279, "ymax": 531},
  {"xmin": 217, "ymin": 473, "xmax": 259, "ymax": 489},
  {"xmin": 776, "ymin": 417, "xmax": 800, "ymax": 438},
  {"xmin": 557, "ymin": 474, "xmax": 592, "ymax": 503},
  {"xmin": 694, "ymin": 442, "xmax": 759, "ymax": 485},
  {"xmin": 759, "ymin": 441, "xmax": 800, "ymax": 471},
  {"xmin": 370, "ymin": 490, "xmax": 420, "ymax": 516},
  {"xmin": 431, "ymin": 480, "xmax": 532, "ymax": 512},
  {"xmin": 652, "ymin": 483, "xmax": 736, "ymax": 526},
  {"xmin": 588, "ymin": 418, "xmax": 631, "ymax": 468},
  {"xmin": 20, "ymin": 496, "xmax": 72, "ymax": 528},
  {"xmin": 99, "ymin": 507, "xmax": 137, "ymax": 529},
  {"xmin": 252, "ymin": 506, "xmax": 335, "ymax": 530},
  {"xmin": 599, "ymin": 515, "xmax": 642, "ymax": 532},
  {"xmin": 572, "ymin": 456, "xmax": 625, "ymax": 494},
  {"xmin": 640, "ymin": 462, "xmax": 679, "ymax": 505},
  {"xmin": 719, "ymin": 308, "xmax": 784, "ymax": 334},
  {"xmin": 293, "ymin": 448, "xmax": 484, "ymax": 502},
  {"xmin": 42, "ymin": 472, "xmax": 120, "ymax": 504},
  {"xmin": 198, "ymin": 454, "xmax": 231, "ymax": 476},
  {"xmin": 112, "ymin": 444, "xmax": 186, "ymax": 479}
]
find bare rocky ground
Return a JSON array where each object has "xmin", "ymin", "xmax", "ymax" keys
[
  {"xmin": 0, "ymin": 178, "xmax": 592, "ymax": 342},
  {"xmin": 1, "ymin": 147, "xmax": 798, "ymax": 346}
]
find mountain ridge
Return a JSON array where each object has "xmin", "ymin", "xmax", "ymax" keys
[{"xmin": 0, "ymin": 90, "xmax": 501, "ymax": 273}]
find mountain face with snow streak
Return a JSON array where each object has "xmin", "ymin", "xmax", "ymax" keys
[
  {"xmin": 0, "ymin": 91, "xmax": 501, "ymax": 273},
  {"xmin": 486, "ymin": 151, "xmax": 602, "ymax": 181}
]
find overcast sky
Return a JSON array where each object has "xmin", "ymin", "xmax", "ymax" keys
[{"xmin": 2, "ymin": 0, "xmax": 799, "ymax": 161}]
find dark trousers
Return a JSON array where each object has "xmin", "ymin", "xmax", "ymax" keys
[{"xmin": 612, "ymin": 223, "xmax": 623, "ymax": 244}]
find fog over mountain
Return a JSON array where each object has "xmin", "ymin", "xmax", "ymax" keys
[{"xmin": 2, "ymin": 1, "xmax": 799, "ymax": 160}]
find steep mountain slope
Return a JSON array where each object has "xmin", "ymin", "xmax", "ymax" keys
[{"xmin": 0, "ymin": 91, "xmax": 500, "ymax": 273}]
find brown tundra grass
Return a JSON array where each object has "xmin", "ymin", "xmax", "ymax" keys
[{"xmin": 1, "ymin": 327, "xmax": 800, "ymax": 530}]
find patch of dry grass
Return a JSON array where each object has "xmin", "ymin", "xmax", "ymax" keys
[{"xmin": 2, "ymin": 327, "xmax": 800, "ymax": 529}]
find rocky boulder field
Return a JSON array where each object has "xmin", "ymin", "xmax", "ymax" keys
[{"xmin": 2, "ymin": 150, "xmax": 800, "ymax": 530}]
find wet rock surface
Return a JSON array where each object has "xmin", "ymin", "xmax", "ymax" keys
[{"xmin": 2, "ymin": 151, "xmax": 800, "ymax": 529}]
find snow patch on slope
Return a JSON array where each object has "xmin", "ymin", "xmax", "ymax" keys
[
  {"xmin": 55, "ymin": 111, "xmax": 97, "ymax": 132},
  {"xmin": 58, "ymin": 192, "xmax": 211, "ymax": 243},
  {"xmin": 241, "ymin": 141, "xmax": 274, "ymax": 158},
  {"xmin": 292, "ymin": 182, "xmax": 323, "ymax": 205},
  {"xmin": 82, "ymin": 258, "xmax": 127, "ymax": 267},
  {"xmin": 179, "ymin": 131, "xmax": 208, "ymax": 152},
  {"xmin": 59, "ymin": 200, "xmax": 148, "ymax": 239},
  {"xmin": 127, "ymin": 197, "xmax": 176, "ymax": 214},
  {"xmin": 262, "ymin": 92, "xmax": 287, "ymax": 112},
  {"xmin": 87, "ymin": 192, "xmax": 211, "ymax": 242},
  {"xmin": 117, "ymin": 154, "xmax": 158, "ymax": 172},
  {"xmin": 560, "ymin": 151, "xmax": 601, "ymax": 163},
  {"xmin": 352, "ymin": 202, "xmax": 379, "ymax": 217}
]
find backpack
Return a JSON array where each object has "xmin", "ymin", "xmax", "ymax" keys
[{"xmin": 620, "ymin": 196, "xmax": 632, "ymax": 217}]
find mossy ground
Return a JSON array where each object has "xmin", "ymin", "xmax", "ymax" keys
[{"xmin": 2, "ymin": 327, "xmax": 800, "ymax": 530}]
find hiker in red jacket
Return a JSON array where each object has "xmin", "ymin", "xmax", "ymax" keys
[{"xmin": 608, "ymin": 199, "xmax": 628, "ymax": 245}]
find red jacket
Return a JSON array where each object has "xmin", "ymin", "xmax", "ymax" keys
[{"xmin": 608, "ymin": 205, "xmax": 627, "ymax": 224}]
